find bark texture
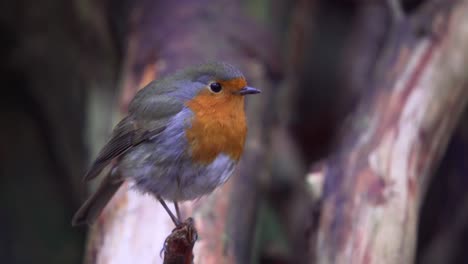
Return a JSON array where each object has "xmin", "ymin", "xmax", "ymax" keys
[{"xmin": 316, "ymin": 1, "xmax": 468, "ymax": 263}]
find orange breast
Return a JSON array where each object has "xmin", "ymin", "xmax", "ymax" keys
[{"xmin": 185, "ymin": 90, "xmax": 247, "ymax": 164}]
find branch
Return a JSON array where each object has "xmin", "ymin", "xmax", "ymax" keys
[
  {"xmin": 163, "ymin": 218, "xmax": 197, "ymax": 264},
  {"xmin": 315, "ymin": 1, "xmax": 468, "ymax": 263}
]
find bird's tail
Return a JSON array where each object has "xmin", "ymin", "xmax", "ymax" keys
[{"xmin": 72, "ymin": 172, "xmax": 124, "ymax": 226}]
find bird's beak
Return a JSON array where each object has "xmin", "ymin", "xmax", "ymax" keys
[{"xmin": 238, "ymin": 86, "xmax": 261, "ymax": 95}]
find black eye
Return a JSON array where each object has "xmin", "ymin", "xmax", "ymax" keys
[{"xmin": 209, "ymin": 82, "xmax": 222, "ymax": 93}]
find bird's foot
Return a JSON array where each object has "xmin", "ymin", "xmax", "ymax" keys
[{"xmin": 160, "ymin": 217, "xmax": 198, "ymax": 258}]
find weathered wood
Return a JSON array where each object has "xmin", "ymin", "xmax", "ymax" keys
[{"xmin": 315, "ymin": 1, "xmax": 468, "ymax": 263}]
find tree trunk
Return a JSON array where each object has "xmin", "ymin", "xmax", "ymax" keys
[{"xmin": 315, "ymin": 1, "xmax": 468, "ymax": 263}]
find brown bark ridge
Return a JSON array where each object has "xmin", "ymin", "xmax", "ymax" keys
[
  {"xmin": 84, "ymin": 1, "xmax": 280, "ymax": 264},
  {"xmin": 315, "ymin": 0, "xmax": 468, "ymax": 263}
]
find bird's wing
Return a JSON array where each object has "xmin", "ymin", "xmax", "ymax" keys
[
  {"xmin": 83, "ymin": 117, "xmax": 167, "ymax": 181},
  {"xmin": 83, "ymin": 80, "xmax": 186, "ymax": 182}
]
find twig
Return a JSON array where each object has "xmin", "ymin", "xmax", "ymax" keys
[{"xmin": 163, "ymin": 218, "xmax": 198, "ymax": 264}]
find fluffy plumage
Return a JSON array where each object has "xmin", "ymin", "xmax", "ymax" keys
[{"xmin": 72, "ymin": 62, "xmax": 257, "ymax": 226}]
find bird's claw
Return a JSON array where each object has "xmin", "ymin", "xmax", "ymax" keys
[{"xmin": 160, "ymin": 217, "xmax": 197, "ymax": 258}]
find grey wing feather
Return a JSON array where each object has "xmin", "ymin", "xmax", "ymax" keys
[
  {"xmin": 83, "ymin": 118, "xmax": 167, "ymax": 181},
  {"xmin": 83, "ymin": 80, "xmax": 185, "ymax": 182}
]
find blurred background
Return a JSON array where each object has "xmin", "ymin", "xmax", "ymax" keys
[{"xmin": 1, "ymin": 0, "xmax": 467, "ymax": 263}]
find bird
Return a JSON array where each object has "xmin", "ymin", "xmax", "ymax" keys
[{"xmin": 72, "ymin": 62, "xmax": 260, "ymax": 226}]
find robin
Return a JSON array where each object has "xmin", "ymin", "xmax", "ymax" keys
[{"xmin": 72, "ymin": 62, "xmax": 260, "ymax": 226}]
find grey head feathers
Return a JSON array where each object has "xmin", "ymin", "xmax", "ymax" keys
[
  {"xmin": 178, "ymin": 62, "xmax": 245, "ymax": 83},
  {"xmin": 128, "ymin": 62, "xmax": 245, "ymax": 115}
]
